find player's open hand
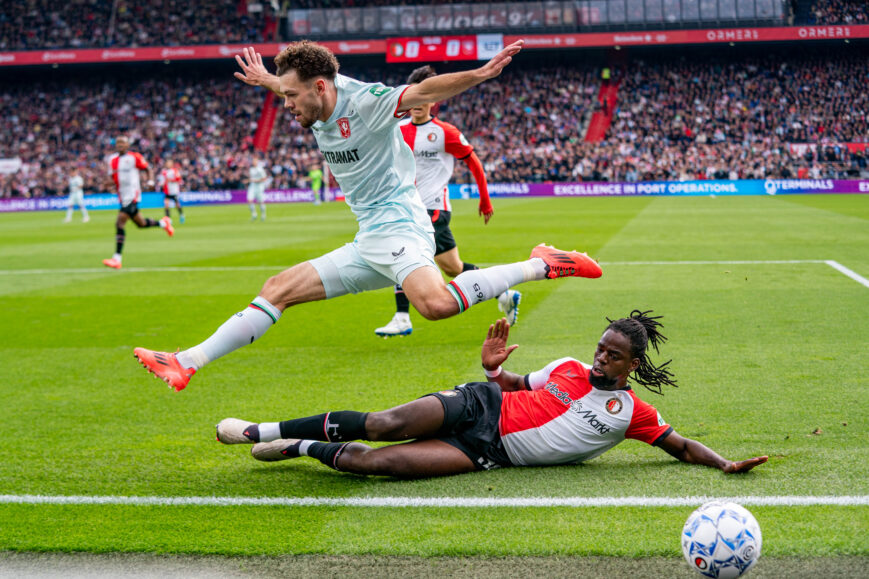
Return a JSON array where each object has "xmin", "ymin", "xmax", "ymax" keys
[
  {"xmin": 478, "ymin": 40, "xmax": 524, "ymax": 80},
  {"xmin": 480, "ymin": 205, "xmax": 494, "ymax": 224},
  {"xmin": 723, "ymin": 456, "xmax": 768, "ymax": 474},
  {"xmin": 234, "ymin": 47, "xmax": 278, "ymax": 89},
  {"xmin": 482, "ymin": 318, "xmax": 518, "ymax": 370}
]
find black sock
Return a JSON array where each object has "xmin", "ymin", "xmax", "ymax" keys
[
  {"xmin": 394, "ymin": 285, "xmax": 410, "ymax": 314},
  {"xmin": 143, "ymin": 218, "xmax": 159, "ymax": 228},
  {"xmin": 177, "ymin": 207, "xmax": 184, "ymax": 216},
  {"xmin": 279, "ymin": 411, "xmax": 368, "ymax": 442},
  {"xmin": 462, "ymin": 262, "xmax": 479, "ymax": 272},
  {"xmin": 306, "ymin": 442, "xmax": 350, "ymax": 471},
  {"xmin": 115, "ymin": 227, "xmax": 125, "ymax": 254},
  {"xmin": 164, "ymin": 208, "xmax": 170, "ymax": 218}
]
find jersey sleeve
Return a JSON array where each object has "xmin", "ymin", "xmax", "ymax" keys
[
  {"xmin": 525, "ymin": 357, "xmax": 580, "ymax": 391},
  {"xmin": 440, "ymin": 121, "xmax": 474, "ymax": 159},
  {"xmin": 132, "ymin": 152, "xmax": 149, "ymax": 170},
  {"xmin": 353, "ymin": 83, "xmax": 411, "ymax": 133},
  {"xmin": 625, "ymin": 393, "xmax": 672, "ymax": 445}
]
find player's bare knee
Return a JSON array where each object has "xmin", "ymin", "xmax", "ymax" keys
[
  {"xmin": 414, "ymin": 296, "xmax": 457, "ymax": 321},
  {"xmin": 365, "ymin": 410, "xmax": 411, "ymax": 441}
]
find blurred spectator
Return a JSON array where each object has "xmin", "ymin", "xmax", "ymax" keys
[{"xmin": 808, "ymin": 0, "xmax": 869, "ymax": 25}]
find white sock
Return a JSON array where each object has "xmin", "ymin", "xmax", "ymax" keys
[
  {"xmin": 176, "ymin": 296, "xmax": 282, "ymax": 370},
  {"xmin": 81, "ymin": 208, "xmax": 89, "ymax": 219},
  {"xmin": 298, "ymin": 440, "xmax": 314, "ymax": 456},
  {"xmin": 249, "ymin": 204, "xmax": 257, "ymax": 217},
  {"xmin": 258, "ymin": 422, "xmax": 281, "ymax": 442},
  {"xmin": 447, "ymin": 260, "xmax": 544, "ymax": 312},
  {"xmin": 65, "ymin": 208, "xmax": 73, "ymax": 220},
  {"xmin": 260, "ymin": 204, "xmax": 266, "ymax": 217},
  {"xmin": 113, "ymin": 253, "xmax": 122, "ymax": 262}
]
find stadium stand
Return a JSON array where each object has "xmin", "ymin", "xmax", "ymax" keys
[
  {"xmin": 1, "ymin": 42, "xmax": 865, "ymax": 201},
  {"xmin": 807, "ymin": 0, "xmax": 869, "ymax": 25}
]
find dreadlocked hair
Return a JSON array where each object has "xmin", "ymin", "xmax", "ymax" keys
[{"xmin": 605, "ymin": 309, "xmax": 678, "ymax": 395}]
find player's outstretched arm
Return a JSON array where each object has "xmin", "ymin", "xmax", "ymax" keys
[
  {"xmin": 463, "ymin": 151, "xmax": 493, "ymax": 224},
  {"xmin": 400, "ymin": 40, "xmax": 524, "ymax": 110},
  {"xmin": 233, "ymin": 47, "xmax": 282, "ymax": 96},
  {"xmin": 481, "ymin": 318, "xmax": 525, "ymax": 391},
  {"xmin": 657, "ymin": 431, "xmax": 767, "ymax": 474}
]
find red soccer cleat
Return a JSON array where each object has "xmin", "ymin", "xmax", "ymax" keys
[
  {"xmin": 102, "ymin": 258, "xmax": 122, "ymax": 269},
  {"xmin": 134, "ymin": 348, "xmax": 195, "ymax": 391},
  {"xmin": 530, "ymin": 243, "xmax": 602, "ymax": 279},
  {"xmin": 160, "ymin": 216, "xmax": 174, "ymax": 237}
]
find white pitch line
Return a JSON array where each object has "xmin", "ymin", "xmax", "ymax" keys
[
  {"xmin": 0, "ymin": 261, "xmax": 865, "ymax": 289},
  {"xmin": 0, "ymin": 494, "xmax": 866, "ymax": 508},
  {"xmin": 826, "ymin": 260, "xmax": 869, "ymax": 289},
  {"xmin": 0, "ymin": 260, "xmax": 831, "ymax": 276}
]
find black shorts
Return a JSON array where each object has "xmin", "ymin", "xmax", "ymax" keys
[
  {"xmin": 427, "ymin": 209, "xmax": 457, "ymax": 256},
  {"xmin": 164, "ymin": 194, "xmax": 180, "ymax": 204},
  {"xmin": 428, "ymin": 382, "xmax": 512, "ymax": 470},
  {"xmin": 120, "ymin": 201, "xmax": 139, "ymax": 217}
]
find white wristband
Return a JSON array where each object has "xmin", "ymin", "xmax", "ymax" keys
[{"xmin": 483, "ymin": 365, "xmax": 502, "ymax": 378}]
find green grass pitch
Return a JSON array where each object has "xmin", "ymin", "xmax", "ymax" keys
[{"xmin": 1, "ymin": 195, "xmax": 867, "ymax": 573}]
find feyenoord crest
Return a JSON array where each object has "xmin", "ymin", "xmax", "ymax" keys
[
  {"xmin": 337, "ymin": 117, "xmax": 351, "ymax": 139},
  {"xmin": 605, "ymin": 397, "xmax": 623, "ymax": 415}
]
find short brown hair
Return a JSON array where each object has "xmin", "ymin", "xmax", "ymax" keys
[
  {"xmin": 274, "ymin": 40, "xmax": 339, "ymax": 81},
  {"xmin": 407, "ymin": 65, "xmax": 436, "ymax": 84}
]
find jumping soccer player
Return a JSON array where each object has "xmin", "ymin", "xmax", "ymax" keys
[
  {"xmin": 159, "ymin": 158, "xmax": 185, "ymax": 224},
  {"xmin": 102, "ymin": 136, "xmax": 173, "ymax": 270},
  {"xmin": 134, "ymin": 40, "xmax": 601, "ymax": 392},
  {"xmin": 247, "ymin": 154, "xmax": 269, "ymax": 221},
  {"xmin": 217, "ymin": 312, "xmax": 768, "ymax": 478},
  {"xmin": 63, "ymin": 167, "xmax": 89, "ymax": 223},
  {"xmin": 375, "ymin": 65, "xmax": 518, "ymax": 338}
]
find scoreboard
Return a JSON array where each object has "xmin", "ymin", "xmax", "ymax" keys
[{"xmin": 386, "ymin": 34, "xmax": 504, "ymax": 63}]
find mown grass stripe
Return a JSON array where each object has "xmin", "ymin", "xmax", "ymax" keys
[{"xmin": 1, "ymin": 495, "xmax": 866, "ymax": 507}]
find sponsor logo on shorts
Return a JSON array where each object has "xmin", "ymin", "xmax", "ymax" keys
[
  {"xmin": 439, "ymin": 390, "xmax": 458, "ymax": 397},
  {"xmin": 391, "ymin": 246, "xmax": 406, "ymax": 259}
]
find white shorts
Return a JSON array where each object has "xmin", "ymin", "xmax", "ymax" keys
[
  {"xmin": 309, "ymin": 229, "xmax": 436, "ymax": 298},
  {"xmin": 247, "ymin": 189, "xmax": 265, "ymax": 203},
  {"xmin": 67, "ymin": 193, "xmax": 85, "ymax": 207}
]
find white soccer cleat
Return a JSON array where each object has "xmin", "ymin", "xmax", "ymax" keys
[
  {"xmin": 497, "ymin": 290, "xmax": 522, "ymax": 326},
  {"xmin": 216, "ymin": 418, "xmax": 258, "ymax": 444},
  {"xmin": 251, "ymin": 439, "xmax": 301, "ymax": 462},
  {"xmin": 374, "ymin": 313, "xmax": 412, "ymax": 338}
]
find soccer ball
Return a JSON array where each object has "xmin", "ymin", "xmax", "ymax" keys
[{"xmin": 681, "ymin": 501, "xmax": 762, "ymax": 578}]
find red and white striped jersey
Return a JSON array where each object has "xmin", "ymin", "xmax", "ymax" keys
[
  {"xmin": 400, "ymin": 118, "xmax": 473, "ymax": 211},
  {"xmin": 160, "ymin": 167, "xmax": 182, "ymax": 196},
  {"xmin": 108, "ymin": 151, "xmax": 148, "ymax": 205},
  {"xmin": 499, "ymin": 358, "xmax": 672, "ymax": 466}
]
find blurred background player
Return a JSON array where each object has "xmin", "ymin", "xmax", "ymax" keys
[
  {"xmin": 246, "ymin": 154, "xmax": 269, "ymax": 221},
  {"xmin": 374, "ymin": 65, "xmax": 519, "ymax": 338},
  {"xmin": 159, "ymin": 158, "xmax": 185, "ymax": 224},
  {"xmin": 63, "ymin": 167, "xmax": 89, "ymax": 223},
  {"xmin": 102, "ymin": 135, "xmax": 173, "ymax": 269},
  {"xmin": 308, "ymin": 163, "xmax": 324, "ymax": 205}
]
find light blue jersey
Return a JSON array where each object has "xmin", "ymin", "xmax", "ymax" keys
[{"xmin": 311, "ymin": 74, "xmax": 433, "ymax": 238}]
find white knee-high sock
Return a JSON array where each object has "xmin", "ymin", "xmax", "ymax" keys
[
  {"xmin": 176, "ymin": 296, "xmax": 281, "ymax": 370},
  {"xmin": 447, "ymin": 259, "xmax": 547, "ymax": 312}
]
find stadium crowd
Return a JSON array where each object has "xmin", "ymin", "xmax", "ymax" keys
[
  {"xmin": 2, "ymin": 1, "xmax": 865, "ymax": 52},
  {"xmin": 808, "ymin": 0, "xmax": 869, "ymax": 25},
  {"xmin": 0, "ymin": 0, "xmax": 275, "ymax": 51},
  {"xmin": 1, "ymin": 48, "xmax": 867, "ymax": 199}
]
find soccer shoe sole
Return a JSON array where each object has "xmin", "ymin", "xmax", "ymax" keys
[
  {"xmin": 500, "ymin": 291, "xmax": 521, "ymax": 326},
  {"xmin": 531, "ymin": 243, "xmax": 602, "ymax": 279},
  {"xmin": 133, "ymin": 348, "xmax": 195, "ymax": 392},
  {"xmin": 251, "ymin": 439, "xmax": 301, "ymax": 462},
  {"xmin": 102, "ymin": 258, "xmax": 122, "ymax": 269},
  {"xmin": 374, "ymin": 328, "xmax": 413, "ymax": 338},
  {"xmin": 216, "ymin": 418, "xmax": 258, "ymax": 444}
]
